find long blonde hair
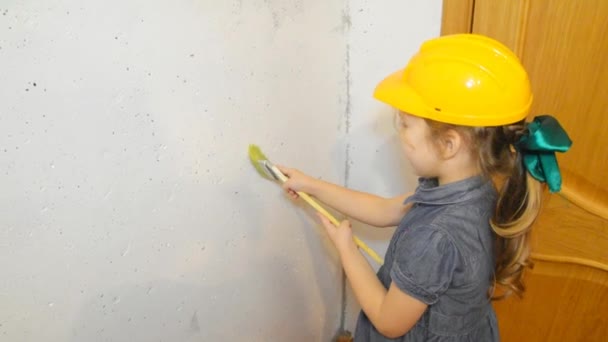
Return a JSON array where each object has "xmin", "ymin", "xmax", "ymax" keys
[{"xmin": 425, "ymin": 118, "xmax": 542, "ymax": 299}]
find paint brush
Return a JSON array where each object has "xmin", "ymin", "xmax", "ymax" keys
[{"xmin": 248, "ymin": 144, "xmax": 384, "ymax": 265}]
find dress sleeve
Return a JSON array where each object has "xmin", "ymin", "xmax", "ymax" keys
[{"xmin": 389, "ymin": 226, "xmax": 459, "ymax": 305}]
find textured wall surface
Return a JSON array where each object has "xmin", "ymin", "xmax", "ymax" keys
[
  {"xmin": 0, "ymin": 0, "xmax": 441, "ymax": 341},
  {"xmin": 344, "ymin": 0, "xmax": 443, "ymax": 332},
  {"xmin": 0, "ymin": 1, "xmax": 348, "ymax": 341}
]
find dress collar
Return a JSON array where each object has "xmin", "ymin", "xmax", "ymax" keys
[{"xmin": 404, "ymin": 176, "xmax": 490, "ymax": 206}]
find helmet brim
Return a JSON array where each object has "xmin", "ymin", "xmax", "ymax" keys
[{"xmin": 373, "ymin": 68, "xmax": 429, "ymax": 120}]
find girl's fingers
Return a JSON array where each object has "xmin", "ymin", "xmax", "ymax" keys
[
  {"xmin": 318, "ymin": 212, "xmax": 330, "ymax": 224},
  {"xmin": 317, "ymin": 212, "xmax": 350, "ymax": 230},
  {"xmin": 276, "ymin": 165, "xmax": 292, "ymax": 177},
  {"xmin": 279, "ymin": 167, "xmax": 299, "ymax": 194},
  {"xmin": 318, "ymin": 213, "xmax": 341, "ymax": 241},
  {"xmin": 316, "ymin": 212, "xmax": 333, "ymax": 229}
]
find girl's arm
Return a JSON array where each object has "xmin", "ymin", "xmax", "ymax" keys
[
  {"xmin": 279, "ymin": 166, "xmax": 412, "ymax": 227},
  {"xmin": 320, "ymin": 215, "xmax": 427, "ymax": 338}
]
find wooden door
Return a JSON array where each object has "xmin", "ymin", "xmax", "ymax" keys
[{"xmin": 442, "ymin": 1, "xmax": 608, "ymax": 341}]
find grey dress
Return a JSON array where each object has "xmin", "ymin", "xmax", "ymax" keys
[{"xmin": 354, "ymin": 176, "xmax": 500, "ymax": 341}]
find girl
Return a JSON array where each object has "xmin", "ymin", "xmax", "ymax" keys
[{"xmin": 279, "ymin": 34, "xmax": 571, "ymax": 341}]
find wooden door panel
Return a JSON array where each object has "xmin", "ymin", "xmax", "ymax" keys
[
  {"xmin": 532, "ymin": 193, "xmax": 608, "ymax": 267},
  {"xmin": 493, "ymin": 262, "xmax": 608, "ymax": 342},
  {"xmin": 518, "ymin": 0, "xmax": 608, "ymax": 211},
  {"xmin": 471, "ymin": 0, "xmax": 529, "ymax": 55}
]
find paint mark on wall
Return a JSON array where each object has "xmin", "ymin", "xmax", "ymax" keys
[
  {"xmin": 263, "ymin": 0, "xmax": 305, "ymax": 30},
  {"xmin": 190, "ymin": 311, "xmax": 201, "ymax": 333}
]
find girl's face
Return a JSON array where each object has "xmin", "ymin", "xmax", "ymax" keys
[{"xmin": 395, "ymin": 112, "xmax": 442, "ymax": 178}]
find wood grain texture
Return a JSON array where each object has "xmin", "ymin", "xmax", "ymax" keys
[
  {"xmin": 560, "ymin": 172, "xmax": 608, "ymax": 221},
  {"xmin": 532, "ymin": 192, "xmax": 608, "ymax": 268},
  {"xmin": 441, "ymin": 0, "xmax": 474, "ymax": 35},
  {"xmin": 493, "ymin": 261, "xmax": 608, "ymax": 342},
  {"xmin": 495, "ymin": 191, "xmax": 608, "ymax": 341},
  {"xmin": 519, "ymin": 0, "xmax": 608, "ymax": 215}
]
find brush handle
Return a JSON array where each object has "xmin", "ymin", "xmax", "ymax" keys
[
  {"xmin": 298, "ymin": 192, "xmax": 384, "ymax": 265},
  {"xmin": 272, "ymin": 166, "xmax": 384, "ymax": 265}
]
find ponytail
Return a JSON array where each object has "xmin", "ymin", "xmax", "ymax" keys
[
  {"xmin": 490, "ymin": 115, "xmax": 572, "ymax": 299},
  {"xmin": 425, "ymin": 116, "xmax": 571, "ymax": 299},
  {"xmin": 490, "ymin": 155, "xmax": 542, "ymax": 299},
  {"xmin": 473, "ymin": 121, "xmax": 543, "ymax": 299}
]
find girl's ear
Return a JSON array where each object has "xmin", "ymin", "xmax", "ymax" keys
[{"xmin": 441, "ymin": 129, "xmax": 462, "ymax": 159}]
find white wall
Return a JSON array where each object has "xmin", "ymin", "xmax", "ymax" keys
[
  {"xmin": 1, "ymin": 1, "xmax": 348, "ymax": 341},
  {"xmin": 344, "ymin": 0, "xmax": 443, "ymax": 332},
  {"xmin": 0, "ymin": 0, "xmax": 442, "ymax": 341}
]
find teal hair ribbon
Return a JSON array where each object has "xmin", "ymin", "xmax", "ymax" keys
[{"xmin": 513, "ymin": 115, "xmax": 572, "ymax": 193}]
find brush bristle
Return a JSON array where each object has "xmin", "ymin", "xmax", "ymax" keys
[{"xmin": 248, "ymin": 144, "xmax": 272, "ymax": 179}]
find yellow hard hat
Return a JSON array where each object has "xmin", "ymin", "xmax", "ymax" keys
[{"xmin": 374, "ymin": 34, "xmax": 533, "ymax": 126}]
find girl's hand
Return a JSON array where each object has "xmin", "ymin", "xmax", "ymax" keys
[
  {"xmin": 317, "ymin": 212, "xmax": 356, "ymax": 255},
  {"xmin": 276, "ymin": 165, "xmax": 317, "ymax": 199}
]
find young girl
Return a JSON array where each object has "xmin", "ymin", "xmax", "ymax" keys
[{"xmin": 279, "ymin": 34, "xmax": 571, "ymax": 341}]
